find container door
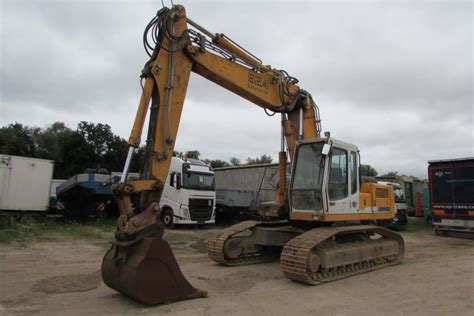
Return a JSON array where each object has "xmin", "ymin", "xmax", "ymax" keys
[
  {"xmin": 422, "ymin": 187, "xmax": 431, "ymax": 221},
  {"xmin": 453, "ymin": 163, "xmax": 474, "ymax": 216},
  {"xmin": 0, "ymin": 156, "xmax": 12, "ymax": 209},
  {"xmin": 431, "ymin": 166, "xmax": 454, "ymax": 212},
  {"xmin": 405, "ymin": 182, "xmax": 414, "ymax": 209},
  {"xmin": 415, "ymin": 192, "xmax": 423, "ymax": 217}
]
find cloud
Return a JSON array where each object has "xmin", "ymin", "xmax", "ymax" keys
[{"xmin": 1, "ymin": 0, "xmax": 472, "ymax": 179}]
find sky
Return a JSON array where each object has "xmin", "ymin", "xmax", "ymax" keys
[{"xmin": 0, "ymin": 0, "xmax": 472, "ymax": 178}]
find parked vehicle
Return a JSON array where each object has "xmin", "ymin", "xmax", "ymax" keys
[
  {"xmin": 159, "ymin": 157, "xmax": 216, "ymax": 227},
  {"xmin": 377, "ymin": 181, "xmax": 408, "ymax": 227},
  {"xmin": 377, "ymin": 176, "xmax": 414, "ymax": 212},
  {"xmin": 428, "ymin": 158, "xmax": 474, "ymax": 234},
  {"xmin": 56, "ymin": 170, "xmax": 114, "ymax": 218},
  {"xmin": 412, "ymin": 179, "xmax": 429, "ymax": 218},
  {"xmin": 214, "ymin": 163, "xmax": 281, "ymax": 219},
  {"xmin": 0, "ymin": 155, "xmax": 54, "ymax": 213}
]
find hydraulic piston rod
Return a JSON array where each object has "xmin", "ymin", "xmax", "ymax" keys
[{"xmin": 120, "ymin": 147, "xmax": 134, "ymax": 183}]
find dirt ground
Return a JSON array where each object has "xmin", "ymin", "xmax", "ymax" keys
[{"xmin": 0, "ymin": 226, "xmax": 473, "ymax": 315}]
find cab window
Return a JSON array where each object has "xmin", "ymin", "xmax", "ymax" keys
[{"xmin": 329, "ymin": 148, "xmax": 348, "ymax": 200}]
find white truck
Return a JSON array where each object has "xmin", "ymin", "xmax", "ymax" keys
[
  {"xmin": 378, "ymin": 181, "xmax": 408, "ymax": 227},
  {"xmin": 160, "ymin": 157, "xmax": 216, "ymax": 227}
]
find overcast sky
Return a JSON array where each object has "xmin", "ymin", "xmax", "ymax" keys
[{"xmin": 1, "ymin": 0, "xmax": 472, "ymax": 178}]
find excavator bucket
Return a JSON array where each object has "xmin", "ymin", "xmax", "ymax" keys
[{"xmin": 101, "ymin": 236, "xmax": 207, "ymax": 305}]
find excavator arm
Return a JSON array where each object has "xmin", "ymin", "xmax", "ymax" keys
[
  {"xmin": 116, "ymin": 5, "xmax": 321, "ymax": 226},
  {"xmin": 102, "ymin": 5, "xmax": 321, "ymax": 305}
]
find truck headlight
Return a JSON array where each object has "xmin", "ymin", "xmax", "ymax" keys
[{"xmin": 180, "ymin": 206, "xmax": 189, "ymax": 218}]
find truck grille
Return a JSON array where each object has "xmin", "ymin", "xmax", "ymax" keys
[{"xmin": 189, "ymin": 198, "xmax": 213, "ymax": 221}]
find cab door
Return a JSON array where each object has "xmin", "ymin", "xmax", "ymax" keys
[
  {"xmin": 349, "ymin": 151, "xmax": 359, "ymax": 213},
  {"xmin": 327, "ymin": 147, "xmax": 351, "ymax": 214},
  {"xmin": 161, "ymin": 172, "xmax": 181, "ymax": 210}
]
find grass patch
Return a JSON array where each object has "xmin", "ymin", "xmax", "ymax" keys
[{"xmin": 0, "ymin": 216, "xmax": 116, "ymax": 244}]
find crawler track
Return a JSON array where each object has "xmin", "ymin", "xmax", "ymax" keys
[
  {"xmin": 280, "ymin": 225, "xmax": 404, "ymax": 285},
  {"xmin": 207, "ymin": 221, "xmax": 278, "ymax": 266}
]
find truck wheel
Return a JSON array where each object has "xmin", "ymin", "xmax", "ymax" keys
[{"xmin": 162, "ymin": 209, "xmax": 174, "ymax": 228}]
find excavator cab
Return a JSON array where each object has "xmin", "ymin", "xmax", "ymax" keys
[
  {"xmin": 289, "ymin": 136, "xmax": 396, "ymax": 223},
  {"xmin": 289, "ymin": 137, "xmax": 360, "ymax": 215}
]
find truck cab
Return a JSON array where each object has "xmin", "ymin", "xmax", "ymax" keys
[
  {"xmin": 160, "ymin": 157, "xmax": 216, "ymax": 227},
  {"xmin": 378, "ymin": 181, "xmax": 408, "ymax": 226}
]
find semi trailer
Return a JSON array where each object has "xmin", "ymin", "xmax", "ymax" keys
[{"xmin": 428, "ymin": 158, "xmax": 474, "ymax": 234}]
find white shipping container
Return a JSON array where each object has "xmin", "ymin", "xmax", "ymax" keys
[{"xmin": 0, "ymin": 155, "xmax": 54, "ymax": 211}]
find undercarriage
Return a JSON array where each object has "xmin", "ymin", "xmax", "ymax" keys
[{"xmin": 207, "ymin": 221, "xmax": 404, "ymax": 285}]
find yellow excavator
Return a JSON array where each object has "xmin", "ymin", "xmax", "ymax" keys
[{"xmin": 101, "ymin": 5, "xmax": 404, "ymax": 305}]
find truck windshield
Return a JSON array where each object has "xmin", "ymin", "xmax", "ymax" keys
[
  {"xmin": 290, "ymin": 142, "xmax": 325, "ymax": 211},
  {"xmin": 394, "ymin": 187, "xmax": 405, "ymax": 202},
  {"xmin": 183, "ymin": 172, "xmax": 215, "ymax": 191}
]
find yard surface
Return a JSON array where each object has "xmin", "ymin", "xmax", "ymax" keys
[{"xmin": 0, "ymin": 222, "xmax": 473, "ymax": 315}]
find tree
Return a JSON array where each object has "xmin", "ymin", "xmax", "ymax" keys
[
  {"xmin": 245, "ymin": 154, "xmax": 273, "ymax": 165},
  {"xmin": 381, "ymin": 171, "xmax": 399, "ymax": 177},
  {"xmin": 359, "ymin": 164, "xmax": 378, "ymax": 177},
  {"xmin": 35, "ymin": 122, "xmax": 96, "ymax": 178},
  {"xmin": 185, "ymin": 150, "xmax": 200, "ymax": 159},
  {"xmin": 0, "ymin": 122, "xmax": 37, "ymax": 157},
  {"xmin": 229, "ymin": 157, "xmax": 241, "ymax": 166},
  {"xmin": 173, "ymin": 150, "xmax": 183, "ymax": 158},
  {"xmin": 77, "ymin": 122, "xmax": 114, "ymax": 158},
  {"xmin": 76, "ymin": 121, "xmax": 129, "ymax": 173},
  {"xmin": 54, "ymin": 129, "xmax": 96, "ymax": 178},
  {"xmin": 102, "ymin": 135, "xmax": 128, "ymax": 173},
  {"xmin": 209, "ymin": 159, "xmax": 230, "ymax": 168},
  {"xmin": 0, "ymin": 121, "xmax": 134, "ymax": 178},
  {"xmin": 129, "ymin": 146, "xmax": 146, "ymax": 174},
  {"xmin": 35, "ymin": 122, "xmax": 70, "ymax": 161}
]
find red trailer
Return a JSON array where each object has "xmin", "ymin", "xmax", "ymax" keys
[{"xmin": 428, "ymin": 158, "xmax": 474, "ymax": 234}]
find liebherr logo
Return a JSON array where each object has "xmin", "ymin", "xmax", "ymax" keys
[{"xmin": 248, "ymin": 73, "xmax": 269, "ymax": 93}]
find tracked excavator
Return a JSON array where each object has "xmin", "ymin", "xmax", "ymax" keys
[{"xmin": 101, "ymin": 5, "xmax": 404, "ymax": 305}]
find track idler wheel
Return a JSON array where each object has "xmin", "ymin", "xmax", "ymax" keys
[{"xmin": 101, "ymin": 235, "xmax": 207, "ymax": 304}]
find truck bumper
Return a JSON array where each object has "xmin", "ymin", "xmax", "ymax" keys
[
  {"xmin": 173, "ymin": 217, "xmax": 215, "ymax": 225},
  {"xmin": 433, "ymin": 218, "xmax": 474, "ymax": 233}
]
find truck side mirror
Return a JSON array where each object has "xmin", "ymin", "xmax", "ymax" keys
[{"xmin": 176, "ymin": 174, "xmax": 181, "ymax": 190}]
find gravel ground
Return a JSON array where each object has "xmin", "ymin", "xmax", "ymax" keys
[{"xmin": 0, "ymin": 226, "xmax": 473, "ymax": 315}]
